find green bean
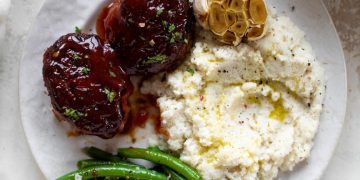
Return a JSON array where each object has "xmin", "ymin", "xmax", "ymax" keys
[
  {"xmin": 84, "ymin": 147, "xmax": 122, "ymax": 161},
  {"xmin": 56, "ymin": 165, "xmax": 167, "ymax": 180},
  {"xmin": 148, "ymin": 146, "xmax": 162, "ymax": 152},
  {"xmin": 148, "ymin": 147, "xmax": 185, "ymax": 180},
  {"xmin": 148, "ymin": 146, "xmax": 180, "ymax": 158},
  {"xmin": 162, "ymin": 166, "xmax": 186, "ymax": 180},
  {"xmin": 77, "ymin": 159, "xmax": 141, "ymax": 169},
  {"xmin": 117, "ymin": 148, "xmax": 201, "ymax": 180}
]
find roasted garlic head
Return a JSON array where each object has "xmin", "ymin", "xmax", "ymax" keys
[{"xmin": 194, "ymin": 0, "xmax": 268, "ymax": 45}]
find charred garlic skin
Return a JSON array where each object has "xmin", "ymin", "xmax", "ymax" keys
[
  {"xmin": 43, "ymin": 33, "xmax": 133, "ymax": 139},
  {"xmin": 193, "ymin": 0, "xmax": 268, "ymax": 45},
  {"xmin": 99, "ymin": 0, "xmax": 195, "ymax": 75}
]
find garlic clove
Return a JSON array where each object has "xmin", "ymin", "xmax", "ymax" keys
[
  {"xmin": 246, "ymin": 24, "xmax": 267, "ymax": 41},
  {"xmin": 248, "ymin": 0, "xmax": 268, "ymax": 25},
  {"xmin": 208, "ymin": 3, "xmax": 228, "ymax": 36}
]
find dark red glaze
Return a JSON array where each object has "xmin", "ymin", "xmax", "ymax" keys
[
  {"xmin": 43, "ymin": 33, "xmax": 133, "ymax": 139},
  {"xmin": 98, "ymin": 0, "xmax": 195, "ymax": 75},
  {"xmin": 122, "ymin": 91, "xmax": 169, "ymax": 139}
]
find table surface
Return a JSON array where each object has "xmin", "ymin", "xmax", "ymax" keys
[{"xmin": 0, "ymin": 0, "xmax": 359, "ymax": 179}]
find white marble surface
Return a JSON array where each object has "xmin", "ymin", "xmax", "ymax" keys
[
  {"xmin": 0, "ymin": 0, "xmax": 45, "ymax": 179},
  {"xmin": 322, "ymin": 0, "xmax": 360, "ymax": 179},
  {"xmin": 0, "ymin": 0, "xmax": 359, "ymax": 179}
]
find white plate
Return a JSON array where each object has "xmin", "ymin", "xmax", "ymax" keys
[{"xmin": 19, "ymin": 0, "xmax": 347, "ymax": 179}]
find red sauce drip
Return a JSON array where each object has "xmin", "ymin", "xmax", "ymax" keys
[
  {"xmin": 122, "ymin": 91, "xmax": 168, "ymax": 138},
  {"xmin": 154, "ymin": 113, "xmax": 170, "ymax": 139},
  {"xmin": 96, "ymin": 3, "xmax": 112, "ymax": 40},
  {"xmin": 66, "ymin": 131, "xmax": 80, "ymax": 137}
]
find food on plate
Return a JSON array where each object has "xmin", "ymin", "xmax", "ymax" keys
[
  {"xmin": 77, "ymin": 159, "xmax": 140, "ymax": 169},
  {"xmin": 149, "ymin": 146, "xmax": 188, "ymax": 180},
  {"xmin": 57, "ymin": 165, "xmax": 167, "ymax": 180},
  {"xmin": 41, "ymin": 0, "xmax": 326, "ymax": 179},
  {"xmin": 193, "ymin": 0, "xmax": 268, "ymax": 45},
  {"xmin": 141, "ymin": 10, "xmax": 325, "ymax": 179},
  {"xmin": 162, "ymin": 167, "xmax": 186, "ymax": 180},
  {"xmin": 118, "ymin": 148, "xmax": 201, "ymax": 179},
  {"xmin": 85, "ymin": 146, "xmax": 124, "ymax": 161},
  {"xmin": 57, "ymin": 146, "xmax": 200, "ymax": 180},
  {"xmin": 98, "ymin": 0, "xmax": 195, "ymax": 75},
  {"xmin": 43, "ymin": 33, "xmax": 133, "ymax": 139}
]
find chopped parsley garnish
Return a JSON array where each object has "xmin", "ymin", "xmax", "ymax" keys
[
  {"xmin": 63, "ymin": 108, "xmax": 83, "ymax": 120},
  {"xmin": 186, "ymin": 67, "xmax": 195, "ymax": 76},
  {"xmin": 162, "ymin": 22, "xmax": 183, "ymax": 43},
  {"xmin": 75, "ymin": 26, "xmax": 81, "ymax": 34},
  {"xmin": 104, "ymin": 88, "xmax": 116, "ymax": 103},
  {"xmin": 170, "ymin": 32, "xmax": 183, "ymax": 43},
  {"xmin": 184, "ymin": 38, "xmax": 189, "ymax": 44},
  {"xmin": 163, "ymin": 21, "xmax": 176, "ymax": 33},
  {"xmin": 156, "ymin": 8, "xmax": 164, "ymax": 17},
  {"xmin": 143, "ymin": 54, "xmax": 167, "ymax": 64},
  {"xmin": 168, "ymin": 24, "xmax": 176, "ymax": 33},
  {"xmin": 72, "ymin": 54, "xmax": 81, "ymax": 60},
  {"xmin": 81, "ymin": 67, "xmax": 90, "ymax": 74},
  {"xmin": 175, "ymin": 32, "xmax": 182, "ymax": 37},
  {"xmin": 162, "ymin": 21, "xmax": 168, "ymax": 28},
  {"xmin": 170, "ymin": 37, "xmax": 175, "ymax": 43}
]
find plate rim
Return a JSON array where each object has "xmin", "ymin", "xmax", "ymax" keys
[
  {"xmin": 318, "ymin": 0, "xmax": 348, "ymax": 177},
  {"xmin": 18, "ymin": 0, "xmax": 348, "ymax": 179}
]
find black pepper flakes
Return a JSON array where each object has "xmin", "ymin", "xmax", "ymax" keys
[{"xmin": 291, "ymin": 6, "xmax": 295, "ymax": 12}]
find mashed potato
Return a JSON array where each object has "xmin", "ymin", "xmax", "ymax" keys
[{"xmin": 141, "ymin": 11, "xmax": 325, "ymax": 180}]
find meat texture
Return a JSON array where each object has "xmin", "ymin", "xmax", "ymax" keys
[
  {"xmin": 99, "ymin": 0, "xmax": 195, "ymax": 75},
  {"xmin": 43, "ymin": 33, "xmax": 133, "ymax": 139}
]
